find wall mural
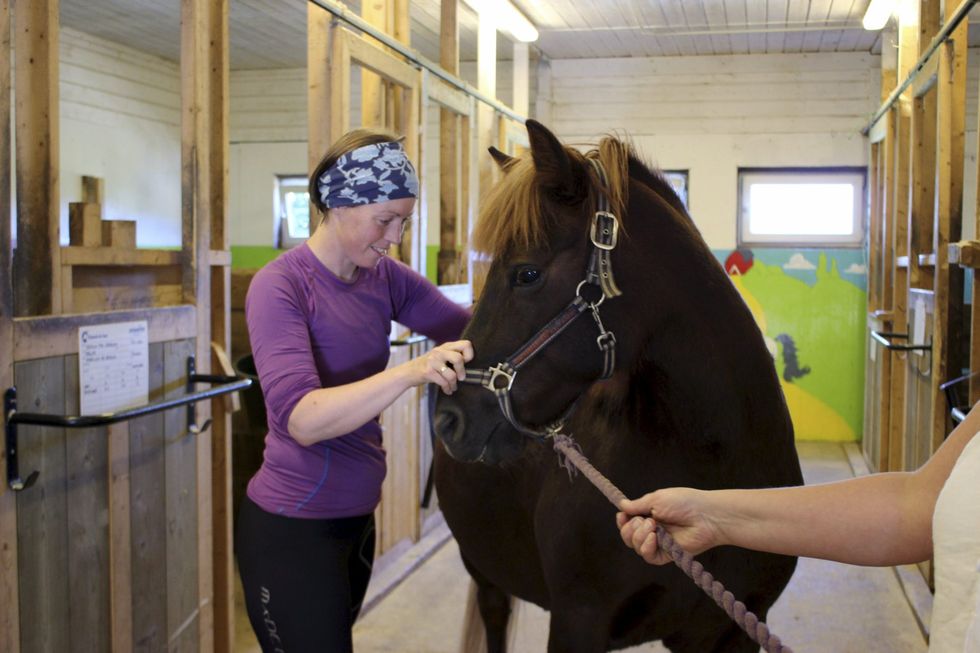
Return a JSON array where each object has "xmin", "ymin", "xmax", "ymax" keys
[{"xmin": 717, "ymin": 248, "xmax": 867, "ymax": 442}]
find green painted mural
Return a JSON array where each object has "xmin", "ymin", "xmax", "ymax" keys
[{"xmin": 716, "ymin": 248, "xmax": 867, "ymax": 442}]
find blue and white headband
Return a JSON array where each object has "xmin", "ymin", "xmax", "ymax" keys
[{"xmin": 317, "ymin": 141, "xmax": 419, "ymax": 209}]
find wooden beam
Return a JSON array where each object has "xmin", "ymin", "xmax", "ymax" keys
[
  {"xmin": 13, "ymin": 0, "xmax": 60, "ymax": 316},
  {"xmin": 81, "ymin": 176, "xmax": 104, "ymax": 205},
  {"xmin": 361, "ymin": 0, "xmax": 386, "ymax": 128},
  {"xmin": 328, "ymin": 24, "xmax": 351, "ymax": 146},
  {"xmin": 889, "ymin": 110, "xmax": 911, "ymax": 472},
  {"xmin": 439, "ymin": 0, "xmax": 460, "ymax": 285},
  {"xmin": 0, "ymin": 0, "xmax": 18, "ymax": 649},
  {"xmin": 949, "ymin": 240, "xmax": 980, "ymax": 267},
  {"xmin": 930, "ymin": 5, "xmax": 967, "ymax": 453},
  {"xmin": 204, "ymin": 0, "xmax": 232, "ymax": 649},
  {"xmin": 12, "ymin": 306, "xmax": 197, "ymax": 361},
  {"xmin": 346, "ymin": 31, "xmax": 417, "ymax": 87},
  {"xmin": 180, "ymin": 0, "xmax": 215, "ymax": 649},
  {"xmin": 308, "ymin": 5, "xmax": 331, "ymax": 174}
]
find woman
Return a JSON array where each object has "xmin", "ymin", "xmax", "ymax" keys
[
  {"xmin": 236, "ymin": 129, "xmax": 472, "ymax": 651},
  {"xmin": 617, "ymin": 401, "xmax": 980, "ymax": 651}
]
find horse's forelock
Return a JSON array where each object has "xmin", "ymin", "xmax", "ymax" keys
[{"xmin": 473, "ymin": 135, "xmax": 637, "ymax": 258}]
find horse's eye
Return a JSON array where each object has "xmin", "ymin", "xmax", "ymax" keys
[{"xmin": 513, "ymin": 266, "xmax": 541, "ymax": 286}]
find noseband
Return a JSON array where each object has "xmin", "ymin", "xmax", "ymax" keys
[{"xmin": 461, "ymin": 159, "xmax": 623, "ymax": 440}]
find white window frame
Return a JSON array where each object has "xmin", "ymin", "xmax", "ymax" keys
[
  {"xmin": 737, "ymin": 168, "xmax": 866, "ymax": 248},
  {"xmin": 276, "ymin": 175, "xmax": 311, "ymax": 249}
]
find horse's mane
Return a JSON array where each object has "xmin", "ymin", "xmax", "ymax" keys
[{"xmin": 474, "ymin": 135, "xmax": 686, "ymax": 258}]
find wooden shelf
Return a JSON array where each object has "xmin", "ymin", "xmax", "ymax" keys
[{"xmin": 61, "ymin": 246, "xmax": 180, "ymax": 266}]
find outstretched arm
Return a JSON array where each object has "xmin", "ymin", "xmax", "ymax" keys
[
  {"xmin": 288, "ymin": 340, "xmax": 473, "ymax": 446},
  {"xmin": 617, "ymin": 402, "xmax": 980, "ymax": 567}
]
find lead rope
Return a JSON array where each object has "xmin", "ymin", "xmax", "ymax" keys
[{"xmin": 551, "ymin": 434, "xmax": 794, "ymax": 653}]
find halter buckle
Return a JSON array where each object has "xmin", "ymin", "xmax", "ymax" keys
[
  {"xmin": 590, "ymin": 211, "xmax": 619, "ymax": 251},
  {"xmin": 487, "ymin": 363, "xmax": 516, "ymax": 392},
  {"xmin": 597, "ymin": 331, "xmax": 616, "ymax": 350}
]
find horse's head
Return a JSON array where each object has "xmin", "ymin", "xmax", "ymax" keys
[{"xmin": 434, "ymin": 120, "xmax": 699, "ymax": 464}]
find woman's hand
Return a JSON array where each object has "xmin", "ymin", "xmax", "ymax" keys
[
  {"xmin": 404, "ymin": 340, "xmax": 474, "ymax": 394},
  {"xmin": 616, "ymin": 488, "xmax": 722, "ymax": 565}
]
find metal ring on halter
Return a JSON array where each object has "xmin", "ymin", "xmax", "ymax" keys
[
  {"xmin": 575, "ymin": 280, "xmax": 605, "ymax": 307},
  {"xmin": 487, "ymin": 363, "xmax": 516, "ymax": 392}
]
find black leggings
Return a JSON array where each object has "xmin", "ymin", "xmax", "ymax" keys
[{"xmin": 235, "ymin": 496, "xmax": 376, "ymax": 653}]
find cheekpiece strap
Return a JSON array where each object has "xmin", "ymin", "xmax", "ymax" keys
[{"xmin": 587, "ymin": 159, "xmax": 622, "ymax": 299}]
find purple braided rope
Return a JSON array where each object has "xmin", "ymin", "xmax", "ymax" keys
[{"xmin": 552, "ymin": 434, "xmax": 794, "ymax": 653}]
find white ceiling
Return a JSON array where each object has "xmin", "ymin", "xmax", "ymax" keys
[{"xmin": 56, "ymin": 0, "xmax": 980, "ymax": 70}]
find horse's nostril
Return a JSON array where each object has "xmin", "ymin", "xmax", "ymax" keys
[{"xmin": 434, "ymin": 406, "xmax": 465, "ymax": 443}]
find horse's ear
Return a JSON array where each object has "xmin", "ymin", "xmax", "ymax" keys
[
  {"xmin": 488, "ymin": 146, "xmax": 516, "ymax": 170},
  {"xmin": 526, "ymin": 119, "xmax": 587, "ymax": 204}
]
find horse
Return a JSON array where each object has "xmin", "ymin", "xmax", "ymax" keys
[{"xmin": 432, "ymin": 119, "xmax": 804, "ymax": 653}]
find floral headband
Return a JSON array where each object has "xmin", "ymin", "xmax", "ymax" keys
[{"xmin": 317, "ymin": 141, "xmax": 419, "ymax": 209}]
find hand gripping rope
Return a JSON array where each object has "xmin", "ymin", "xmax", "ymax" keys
[{"xmin": 552, "ymin": 434, "xmax": 794, "ymax": 653}]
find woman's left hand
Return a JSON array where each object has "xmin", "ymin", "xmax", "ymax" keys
[{"xmin": 404, "ymin": 340, "xmax": 474, "ymax": 394}]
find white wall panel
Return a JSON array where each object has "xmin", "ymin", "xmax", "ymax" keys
[
  {"xmin": 541, "ymin": 52, "xmax": 881, "ymax": 248},
  {"xmin": 58, "ymin": 28, "xmax": 181, "ymax": 247}
]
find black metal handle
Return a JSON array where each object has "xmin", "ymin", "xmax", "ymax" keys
[
  {"xmin": 390, "ymin": 334, "xmax": 428, "ymax": 347},
  {"xmin": 870, "ymin": 331, "xmax": 932, "ymax": 351},
  {"xmin": 5, "ymin": 355, "xmax": 251, "ymax": 491},
  {"xmin": 939, "ymin": 371, "xmax": 980, "ymax": 425}
]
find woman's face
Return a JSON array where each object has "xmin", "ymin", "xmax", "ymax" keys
[{"xmin": 330, "ymin": 197, "xmax": 415, "ymax": 270}]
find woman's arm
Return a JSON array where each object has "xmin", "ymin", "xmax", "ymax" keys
[
  {"xmin": 287, "ymin": 339, "xmax": 473, "ymax": 446},
  {"xmin": 618, "ymin": 401, "xmax": 980, "ymax": 566}
]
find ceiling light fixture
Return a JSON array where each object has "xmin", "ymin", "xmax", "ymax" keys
[
  {"xmin": 462, "ymin": 0, "xmax": 539, "ymax": 42},
  {"xmin": 862, "ymin": 0, "xmax": 897, "ymax": 30}
]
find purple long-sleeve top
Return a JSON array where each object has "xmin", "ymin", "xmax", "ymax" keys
[{"xmin": 245, "ymin": 243, "xmax": 470, "ymax": 519}]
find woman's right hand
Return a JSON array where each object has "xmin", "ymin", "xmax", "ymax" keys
[
  {"xmin": 615, "ymin": 488, "xmax": 722, "ymax": 565},
  {"xmin": 404, "ymin": 340, "xmax": 474, "ymax": 395}
]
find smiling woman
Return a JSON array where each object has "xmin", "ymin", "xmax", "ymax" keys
[{"xmin": 234, "ymin": 127, "xmax": 473, "ymax": 652}]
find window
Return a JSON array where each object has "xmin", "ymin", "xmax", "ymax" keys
[
  {"xmin": 738, "ymin": 168, "xmax": 865, "ymax": 247},
  {"xmin": 276, "ymin": 175, "xmax": 311, "ymax": 248},
  {"xmin": 663, "ymin": 170, "xmax": 689, "ymax": 210}
]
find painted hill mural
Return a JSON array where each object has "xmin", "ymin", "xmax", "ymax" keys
[{"xmin": 718, "ymin": 248, "xmax": 867, "ymax": 442}]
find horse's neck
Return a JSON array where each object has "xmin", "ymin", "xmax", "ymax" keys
[{"xmin": 633, "ymin": 279, "xmax": 788, "ymax": 445}]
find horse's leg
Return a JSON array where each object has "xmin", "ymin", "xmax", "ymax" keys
[
  {"xmin": 461, "ymin": 556, "xmax": 513, "ymax": 653},
  {"xmin": 545, "ymin": 606, "xmax": 611, "ymax": 653}
]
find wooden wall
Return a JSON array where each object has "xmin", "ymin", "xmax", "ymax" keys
[{"xmin": 12, "ymin": 339, "xmax": 198, "ymax": 651}]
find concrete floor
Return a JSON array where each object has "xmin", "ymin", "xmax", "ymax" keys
[{"xmin": 235, "ymin": 441, "xmax": 930, "ymax": 652}]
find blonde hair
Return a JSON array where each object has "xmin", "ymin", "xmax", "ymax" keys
[{"xmin": 473, "ymin": 136, "xmax": 631, "ymax": 257}]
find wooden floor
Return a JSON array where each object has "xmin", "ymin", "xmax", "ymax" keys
[{"xmin": 235, "ymin": 441, "xmax": 930, "ymax": 652}]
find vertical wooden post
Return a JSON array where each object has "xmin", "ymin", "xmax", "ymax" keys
[
  {"xmin": 181, "ymin": 0, "xmax": 215, "ymax": 648},
  {"xmin": 308, "ymin": 5, "xmax": 331, "ymax": 176},
  {"xmin": 328, "ymin": 24, "xmax": 351, "ymax": 148},
  {"xmin": 439, "ymin": 0, "xmax": 461, "ymax": 284},
  {"xmin": 930, "ymin": 5, "xmax": 967, "ymax": 451},
  {"xmin": 205, "ymin": 0, "xmax": 233, "ymax": 650},
  {"xmin": 13, "ymin": 0, "xmax": 60, "ymax": 316},
  {"xmin": 0, "ymin": 0, "xmax": 18, "ymax": 650},
  {"xmin": 472, "ymin": 9, "xmax": 497, "ymax": 299},
  {"xmin": 361, "ymin": 0, "xmax": 387, "ymax": 128}
]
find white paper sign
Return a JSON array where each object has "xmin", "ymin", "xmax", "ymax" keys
[{"xmin": 79, "ymin": 321, "xmax": 149, "ymax": 415}]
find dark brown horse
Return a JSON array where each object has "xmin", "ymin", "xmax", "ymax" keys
[{"xmin": 433, "ymin": 120, "xmax": 803, "ymax": 652}]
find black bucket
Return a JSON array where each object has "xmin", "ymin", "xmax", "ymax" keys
[{"xmin": 232, "ymin": 354, "xmax": 268, "ymax": 527}]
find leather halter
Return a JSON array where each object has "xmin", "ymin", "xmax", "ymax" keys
[{"xmin": 460, "ymin": 158, "xmax": 623, "ymax": 440}]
